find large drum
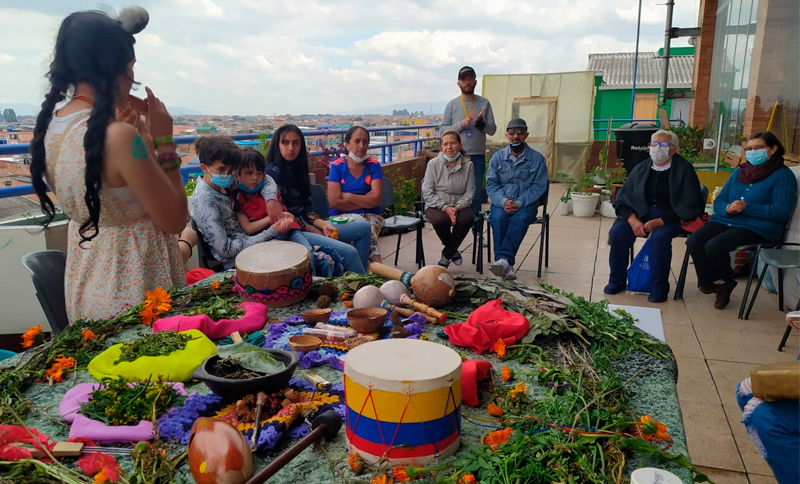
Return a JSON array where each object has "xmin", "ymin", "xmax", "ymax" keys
[
  {"xmin": 344, "ymin": 339, "xmax": 462, "ymax": 465},
  {"xmin": 232, "ymin": 241, "xmax": 312, "ymax": 308}
]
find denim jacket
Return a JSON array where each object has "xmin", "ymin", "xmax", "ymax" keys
[{"xmin": 485, "ymin": 145, "xmax": 548, "ymax": 208}]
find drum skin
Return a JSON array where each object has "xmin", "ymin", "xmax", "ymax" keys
[{"xmin": 233, "ymin": 241, "xmax": 312, "ymax": 308}]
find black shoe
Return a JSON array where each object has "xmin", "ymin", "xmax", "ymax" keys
[
  {"xmin": 699, "ymin": 284, "xmax": 715, "ymax": 295},
  {"xmin": 438, "ymin": 254, "xmax": 451, "ymax": 268},
  {"xmin": 603, "ymin": 282, "xmax": 625, "ymax": 295},
  {"xmin": 648, "ymin": 293, "xmax": 667, "ymax": 303},
  {"xmin": 451, "ymin": 252, "xmax": 463, "ymax": 266},
  {"xmin": 714, "ymin": 280, "xmax": 738, "ymax": 309}
]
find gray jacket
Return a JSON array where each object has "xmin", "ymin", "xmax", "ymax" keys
[
  {"xmin": 422, "ymin": 152, "xmax": 476, "ymax": 210},
  {"xmin": 440, "ymin": 95, "xmax": 497, "ymax": 155}
]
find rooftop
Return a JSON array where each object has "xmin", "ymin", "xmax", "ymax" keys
[{"xmin": 588, "ymin": 51, "xmax": 695, "ymax": 90}]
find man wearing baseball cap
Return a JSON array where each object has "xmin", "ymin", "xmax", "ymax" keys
[
  {"xmin": 485, "ymin": 118, "xmax": 548, "ymax": 281},
  {"xmin": 440, "ymin": 66, "xmax": 497, "ymax": 236}
]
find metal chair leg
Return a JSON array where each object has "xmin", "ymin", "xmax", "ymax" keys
[
  {"xmin": 537, "ymin": 224, "xmax": 545, "ymax": 278},
  {"xmin": 487, "ymin": 221, "xmax": 492, "ymax": 264},
  {"xmin": 745, "ymin": 264, "xmax": 769, "ymax": 320},
  {"xmin": 544, "ymin": 217, "xmax": 550, "ymax": 267},
  {"xmin": 394, "ymin": 231, "xmax": 403, "ymax": 265},
  {"xmin": 471, "ymin": 230, "xmax": 477, "ymax": 265},
  {"xmin": 738, "ymin": 246, "xmax": 761, "ymax": 319},
  {"xmin": 674, "ymin": 249, "xmax": 690, "ymax": 301},
  {"xmin": 777, "ymin": 268, "xmax": 784, "ymax": 312},
  {"xmin": 777, "ymin": 324, "xmax": 793, "ymax": 351}
]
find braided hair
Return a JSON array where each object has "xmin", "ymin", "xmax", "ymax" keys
[{"xmin": 29, "ymin": 8, "xmax": 148, "ymax": 243}]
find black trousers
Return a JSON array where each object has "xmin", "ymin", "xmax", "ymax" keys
[
  {"xmin": 426, "ymin": 207, "xmax": 474, "ymax": 259},
  {"xmin": 686, "ymin": 221, "xmax": 765, "ymax": 286}
]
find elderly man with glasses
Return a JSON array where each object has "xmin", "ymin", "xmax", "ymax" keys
[
  {"xmin": 485, "ymin": 118, "xmax": 548, "ymax": 281},
  {"xmin": 606, "ymin": 129, "xmax": 706, "ymax": 302}
]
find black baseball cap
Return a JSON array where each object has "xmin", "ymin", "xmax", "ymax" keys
[{"xmin": 458, "ymin": 66, "xmax": 476, "ymax": 79}]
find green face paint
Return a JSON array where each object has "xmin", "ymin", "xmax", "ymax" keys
[{"xmin": 131, "ymin": 134, "xmax": 149, "ymax": 160}]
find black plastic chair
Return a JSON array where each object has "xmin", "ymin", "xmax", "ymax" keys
[
  {"xmin": 742, "ymin": 244, "xmax": 800, "ymax": 321},
  {"xmin": 777, "ymin": 272, "xmax": 800, "ymax": 352},
  {"xmin": 485, "ymin": 182, "xmax": 550, "ymax": 278},
  {"xmin": 381, "ymin": 177, "xmax": 425, "ymax": 268},
  {"xmin": 419, "ymin": 199, "xmax": 484, "ymax": 274},
  {"xmin": 310, "ymin": 183, "xmax": 329, "ymax": 215},
  {"xmin": 670, "ymin": 184, "xmax": 710, "ymax": 300},
  {"xmin": 21, "ymin": 250, "xmax": 69, "ymax": 335},
  {"xmin": 191, "ymin": 220, "xmax": 225, "ymax": 272}
]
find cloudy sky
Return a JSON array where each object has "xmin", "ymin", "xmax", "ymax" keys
[{"xmin": 0, "ymin": 0, "xmax": 699, "ymax": 115}]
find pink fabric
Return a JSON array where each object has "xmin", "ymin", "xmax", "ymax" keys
[
  {"xmin": 461, "ymin": 360, "xmax": 492, "ymax": 407},
  {"xmin": 151, "ymin": 302, "xmax": 267, "ymax": 340},
  {"xmin": 59, "ymin": 382, "xmax": 187, "ymax": 444},
  {"xmin": 444, "ymin": 299, "xmax": 529, "ymax": 353}
]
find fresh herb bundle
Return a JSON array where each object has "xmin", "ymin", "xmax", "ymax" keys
[
  {"xmin": 184, "ymin": 295, "xmax": 245, "ymax": 321},
  {"xmin": 79, "ymin": 377, "xmax": 185, "ymax": 426},
  {"xmin": 115, "ymin": 331, "xmax": 195, "ymax": 364}
]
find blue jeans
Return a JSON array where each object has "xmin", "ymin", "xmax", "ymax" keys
[
  {"xmin": 470, "ymin": 154, "xmax": 486, "ymax": 229},
  {"xmin": 329, "ymin": 219, "xmax": 372, "ymax": 270},
  {"xmin": 608, "ymin": 206, "xmax": 684, "ymax": 298},
  {"xmin": 736, "ymin": 381, "xmax": 800, "ymax": 484},
  {"xmin": 292, "ymin": 231, "xmax": 366, "ymax": 274},
  {"xmin": 489, "ymin": 203, "xmax": 539, "ymax": 267}
]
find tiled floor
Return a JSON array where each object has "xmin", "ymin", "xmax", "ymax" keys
[{"xmin": 380, "ymin": 186, "xmax": 797, "ymax": 484}]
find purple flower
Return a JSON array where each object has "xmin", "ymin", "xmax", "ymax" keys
[{"xmin": 402, "ymin": 313, "xmax": 428, "ymax": 326}]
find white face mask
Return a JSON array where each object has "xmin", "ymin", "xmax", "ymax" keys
[
  {"xmin": 348, "ymin": 151, "xmax": 367, "ymax": 163},
  {"xmin": 649, "ymin": 145, "xmax": 671, "ymax": 164}
]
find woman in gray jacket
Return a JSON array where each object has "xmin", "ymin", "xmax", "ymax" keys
[{"xmin": 423, "ymin": 130, "xmax": 476, "ymax": 267}]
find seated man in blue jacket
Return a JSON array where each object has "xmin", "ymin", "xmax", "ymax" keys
[{"xmin": 486, "ymin": 118, "xmax": 548, "ymax": 281}]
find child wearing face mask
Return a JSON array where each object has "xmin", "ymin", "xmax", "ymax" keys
[{"xmin": 234, "ymin": 148, "xmax": 299, "ymax": 238}]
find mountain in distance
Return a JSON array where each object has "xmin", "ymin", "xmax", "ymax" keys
[
  {"xmin": 0, "ymin": 102, "xmax": 203, "ymax": 117},
  {"xmin": 339, "ymin": 101, "xmax": 447, "ymax": 116}
]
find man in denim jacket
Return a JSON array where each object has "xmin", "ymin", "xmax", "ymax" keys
[{"xmin": 486, "ymin": 118, "xmax": 548, "ymax": 280}]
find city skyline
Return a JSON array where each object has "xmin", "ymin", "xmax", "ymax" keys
[{"xmin": 0, "ymin": 0, "xmax": 698, "ymax": 116}]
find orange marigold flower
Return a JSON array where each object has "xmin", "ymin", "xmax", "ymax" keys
[
  {"xmin": 344, "ymin": 301, "xmax": 353, "ymax": 308},
  {"xmin": 392, "ymin": 465, "xmax": 411, "ymax": 482},
  {"xmin": 458, "ymin": 473, "xmax": 477, "ymax": 484},
  {"xmin": 21, "ymin": 324, "xmax": 43, "ymax": 349},
  {"xmin": 638, "ymin": 415, "xmax": 671, "ymax": 441},
  {"xmin": 341, "ymin": 293, "xmax": 351, "ymax": 301},
  {"xmin": 45, "ymin": 364, "xmax": 64, "ymax": 383},
  {"xmin": 487, "ymin": 402, "xmax": 504, "ymax": 417},
  {"xmin": 82, "ymin": 328, "xmax": 96, "ymax": 342},
  {"xmin": 508, "ymin": 381, "xmax": 527, "ymax": 401},
  {"xmin": 54, "ymin": 355, "xmax": 76, "ymax": 370},
  {"xmin": 490, "ymin": 338, "xmax": 507, "ymax": 357},
  {"xmin": 369, "ymin": 475, "xmax": 393, "ymax": 484},
  {"xmin": 483, "ymin": 427, "xmax": 514, "ymax": 450},
  {"xmin": 139, "ymin": 306, "xmax": 157, "ymax": 326},
  {"xmin": 347, "ymin": 452, "xmax": 365, "ymax": 475},
  {"xmin": 144, "ymin": 288, "xmax": 172, "ymax": 314},
  {"xmin": 501, "ymin": 366, "xmax": 513, "ymax": 381},
  {"xmin": 94, "ymin": 469, "xmax": 109, "ymax": 483},
  {"xmin": 211, "ymin": 280, "xmax": 221, "ymax": 290}
]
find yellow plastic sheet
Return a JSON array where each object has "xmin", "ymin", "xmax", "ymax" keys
[{"xmin": 88, "ymin": 329, "xmax": 216, "ymax": 382}]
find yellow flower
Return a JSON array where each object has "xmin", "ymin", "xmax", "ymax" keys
[
  {"xmin": 487, "ymin": 402, "xmax": 504, "ymax": 417},
  {"xmin": 144, "ymin": 288, "xmax": 172, "ymax": 314},
  {"xmin": 508, "ymin": 381, "xmax": 527, "ymax": 401},
  {"xmin": 21, "ymin": 324, "xmax": 43, "ymax": 349},
  {"xmin": 82, "ymin": 328, "xmax": 96, "ymax": 342},
  {"xmin": 490, "ymin": 338, "xmax": 507, "ymax": 357}
]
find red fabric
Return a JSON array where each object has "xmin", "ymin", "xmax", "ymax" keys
[
  {"xmin": 238, "ymin": 192, "xmax": 301, "ymax": 230},
  {"xmin": 461, "ymin": 360, "xmax": 492, "ymax": 407},
  {"xmin": 0, "ymin": 425, "xmax": 55, "ymax": 461},
  {"xmin": 444, "ymin": 299, "xmax": 529, "ymax": 353},
  {"xmin": 680, "ymin": 213, "xmax": 709, "ymax": 233},
  {"xmin": 185, "ymin": 268, "xmax": 215, "ymax": 285}
]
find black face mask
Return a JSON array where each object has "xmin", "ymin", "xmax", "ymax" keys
[{"xmin": 510, "ymin": 142, "xmax": 525, "ymax": 153}]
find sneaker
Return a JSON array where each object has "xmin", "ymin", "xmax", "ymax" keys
[
  {"xmin": 603, "ymin": 282, "xmax": 625, "ymax": 295},
  {"xmin": 699, "ymin": 284, "xmax": 715, "ymax": 295},
  {"xmin": 438, "ymin": 254, "xmax": 451, "ymax": 268},
  {"xmin": 714, "ymin": 280, "xmax": 738, "ymax": 310},
  {"xmin": 503, "ymin": 265, "xmax": 517, "ymax": 281},
  {"xmin": 451, "ymin": 252, "xmax": 463, "ymax": 266},
  {"xmin": 490, "ymin": 258, "xmax": 510, "ymax": 278}
]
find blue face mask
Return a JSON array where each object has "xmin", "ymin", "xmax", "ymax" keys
[
  {"xmin": 443, "ymin": 152, "xmax": 460, "ymax": 162},
  {"xmin": 210, "ymin": 173, "xmax": 234, "ymax": 189},
  {"xmin": 237, "ymin": 181, "xmax": 264, "ymax": 194},
  {"xmin": 746, "ymin": 148, "xmax": 769, "ymax": 166}
]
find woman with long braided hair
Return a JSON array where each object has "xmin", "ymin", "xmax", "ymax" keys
[{"xmin": 29, "ymin": 7, "xmax": 188, "ymax": 322}]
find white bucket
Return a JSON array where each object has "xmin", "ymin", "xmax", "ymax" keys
[
  {"xmin": 600, "ymin": 200, "xmax": 616, "ymax": 218},
  {"xmin": 571, "ymin": 193, "xmax": 599, "ymax": 218},
  {"xmin": 630, "ymin": 468, "xmax": 682, "ymax": 484}
]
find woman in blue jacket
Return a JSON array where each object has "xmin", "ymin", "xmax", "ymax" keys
[{"xmin": 687, "ymin": 132, "xmax": 798, "ymax": 309}]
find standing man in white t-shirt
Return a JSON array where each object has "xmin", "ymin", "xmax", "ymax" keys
[{"xmin": 440, "ymin": 66, "xmax": 497, "ymax": 237}]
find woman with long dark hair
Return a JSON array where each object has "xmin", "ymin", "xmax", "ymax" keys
[
  {"xmin": 265, "ymin": 124, "xmax": 372, "ymax": 270},
  {"xmin": 29, "ymin": 8, "xmax": 188, "ymax": 322}
]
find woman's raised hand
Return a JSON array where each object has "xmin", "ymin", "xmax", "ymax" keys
[{"xmin": 144, "ymin": 86, "xmax": 173, "ymax": 141}]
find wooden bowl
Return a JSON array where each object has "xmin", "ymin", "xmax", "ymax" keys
[
  {"xmin": 301, "ymin": 308, "xmax": 332, "ymax": 324},
  {"xmin": 346, "ymin": 307, "xmax": 388, "ymax": 334},
  {"xmin": 288, "ymin": 335, "xmax": 322, "ymax": 353}
]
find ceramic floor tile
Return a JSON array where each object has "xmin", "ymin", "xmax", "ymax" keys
[
  {"xmin": 694, "ymin": 326, "xmax": 798, "ymax": 351},
  {"xmin": 693, "ymin": 467, "xmax": 749, "ymax": 484},
  {"xmin": 706, "ymin": 360, "xmax": 755, "ymax": 409},
  {"xmin": 664, "ymin": 323, "xmax": 705, "ymax": 359},
  {"xmin": 748, "ymin": 473, "xmax": 779, "ymax": 484},
  {"xmin": 675, "ymin": 356, "xmax": 721, "ymax": 405},
  {"xmin": 721, "ymin": 404, "xmax": 776, "ymax": 477},
  {"xmin": 681, "ymin": 400, "xmax": 745, "ymax": 471},
  {"xmin": 700, "ymin": 341, "xmax": 798, "ymax": 366}
]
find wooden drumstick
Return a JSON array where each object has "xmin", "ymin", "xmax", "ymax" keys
[
  {"xmin": 399, "ymin": 294, "xmax": 447, "ymax": 323},
  {"xmin": 381, "ymin": 301, "xmax": 438, "ymax": 325},
  {"xmin": 369, "ymin": 262, "xmax": 412, "ymax": 286}
]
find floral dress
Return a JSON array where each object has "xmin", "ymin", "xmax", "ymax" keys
[{"xmin": 45, "ymin": 110, "xmax": 185, "ymax": 322}]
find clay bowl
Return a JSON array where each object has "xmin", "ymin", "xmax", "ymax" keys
[
  {"xmin": 346, "ymin": 307, "xmax": 388, "ymax": 334},
  {"xmin": 192, "ymin": 349, "xmax": 299, "ymax": 403},
  {"xmin": 301, "ymin": 308, "xmax": 332, "ymax": 324},
  {"xmin": 288, "ymin": 334, "xmax": 322, "ymax": 353}
]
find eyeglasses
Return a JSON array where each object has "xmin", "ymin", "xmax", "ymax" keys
[
  {"xmin": 507, "ymin": 129, "xmax": 526, "ymax": 136},
  {"xmin": 650, "ymin": 141, "xmax": 670, "ymax": 147},
  {"xmin": 743, "ymin": 145, "xmax": 768, "ymax": 152}
]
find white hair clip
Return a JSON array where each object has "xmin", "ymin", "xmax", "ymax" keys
[{"xmin": 118, "ymin": 6, "xmax": 149, "ymax": 35}]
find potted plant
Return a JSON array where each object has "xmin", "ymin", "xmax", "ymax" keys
[
  {"xmin": 607, "ymin": 167, "xmax": 627, "ymax": 202},
  {"xmin": 556, "ymin": 173, "xmax": 574, "ymax": 215},
  {"xmin": 571, "ymin": 173, "xmax": 600, "ymax": 217}
]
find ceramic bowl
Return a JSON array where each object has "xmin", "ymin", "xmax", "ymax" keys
[
  {"xmin": 191, "ymin": 349, "xmax": 299, "ymax": 402},
  {"xmin": 301, "ymin": 308, "xmax": 332, "ymax": 324},
  {"xmin": 288, "ymin": 334, "xmax": 322, "ymax": 352},
  {"xmin": 346, "ymin": 307, "xmax": 388, "ymax": 333}
]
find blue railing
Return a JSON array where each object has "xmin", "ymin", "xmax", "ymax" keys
[{"xmin": 0, "ymin": 124, "xmax": 439, "ymax": 199}]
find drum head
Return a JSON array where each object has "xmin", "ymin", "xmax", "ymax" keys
[{"xmin": 235, "ymin": 241, "xmax": 309, "ymax": 274}]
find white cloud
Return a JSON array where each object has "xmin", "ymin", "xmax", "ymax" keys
[{"xmin": 0, "ymin": 53, "xmax": 15, "ymax": 63}]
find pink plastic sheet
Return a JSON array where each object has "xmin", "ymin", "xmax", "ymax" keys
[{"xmin": 152, "ymin": 302, "xmax": 267, "ymax": 340}]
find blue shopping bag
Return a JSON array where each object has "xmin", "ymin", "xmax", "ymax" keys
[{"xmin": 627, "ymin": 238, "xmax": 653, "ymax": 293}]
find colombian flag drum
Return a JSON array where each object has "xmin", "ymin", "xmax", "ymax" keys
[{"xmin": 344, "ymin": 339, "xmax": 462, "ymax": 465}]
